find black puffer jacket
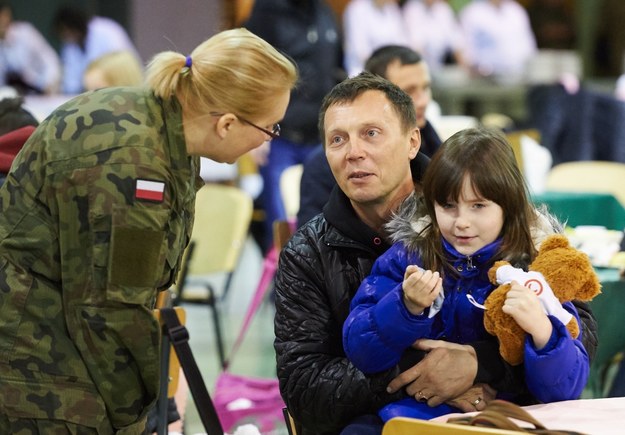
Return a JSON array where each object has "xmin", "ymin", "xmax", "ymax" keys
[{"xmin": 274, "ymin": 154, "xmax": 598, "ymax": 435}]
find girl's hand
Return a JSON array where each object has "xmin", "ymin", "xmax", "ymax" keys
[
  {"xmin": 502, "ymin": 281, "xmax": 552, "ymax": 349},
  {"xmin": 402, "ymin": 265, "xmax": 442, "ymax": 315}
]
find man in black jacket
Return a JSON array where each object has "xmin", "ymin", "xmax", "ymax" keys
[
  {"xmin": 297, "ymin": 45, "xmax": 441, "ymax": 227},
  {"xmin": 274, "ymin": 72, "xmax": 597, "ymax": 435}
]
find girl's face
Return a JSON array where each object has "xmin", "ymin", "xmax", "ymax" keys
[{"xmin": 434, "ymin": 175, "xmax": 504, "ymax": 256}]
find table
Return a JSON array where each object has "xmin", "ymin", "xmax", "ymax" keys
[
  {"xmin": 533, "ymin": 191, "xmax": 625, "ymax": 231},
  {"xmin": 432, "ymin": 78, "xmax": 527, "ymax": 121},
  {"xmin": 432, "ymin": 397, "xmax": 625, "ymax": 435}
]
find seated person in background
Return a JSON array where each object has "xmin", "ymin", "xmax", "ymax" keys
[
  {"xmin": 0, "ymin": 96, "xmax": 38, "ymax": 184},
  {"xmin": 0, "ymin": 1, "xmax": 61, "ymax": 94},
  {"xmin": 54, "ymin": 5, "xmax": 141, "ymax": 94},
  {"xmin": 344, "ymin": 127, "xmax": 589, "ymax": 421},
  {"xmin": 403, "ymin": 0, "xmax": 467, "ymax": 73},
  {"xmin": 83, "ymin": 50, "xmax": 144, "ymax": 91},
  {"xmin": 342, "ymin": 0, "xmax": 409, "ymax": 77},
  {"xmin": 459, "ymin": 0, "xmax": 537, "ymax": 82},
  {"xmin": 297, "ymin": 45, "xmax": 442, "ymax": 227}
]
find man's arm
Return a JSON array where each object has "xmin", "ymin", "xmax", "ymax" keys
[
  {"xmin": 387, "ymin": 300, "xmax": 599, "ymax": 406},
  {"xmin": 274, "ymin": 232, "xmax": 402, "ymax": 432}
]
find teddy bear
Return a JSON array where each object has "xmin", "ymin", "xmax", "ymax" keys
[{"xmin": 483, "ymin": 234, "xmax": 601, "ymax": 366}]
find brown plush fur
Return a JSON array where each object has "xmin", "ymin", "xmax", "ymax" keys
[{"xmin": 484, "ymin": 234, "xmax": 601, "ymax": 365}]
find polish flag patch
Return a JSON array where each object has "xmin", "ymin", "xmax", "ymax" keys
[{"xmin": 135, "ymin": 179, "xmax": 165, "ymax": 202}]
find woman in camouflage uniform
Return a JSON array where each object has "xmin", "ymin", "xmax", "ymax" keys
[{"xmin": 0, "ymin": 28, "xmax": 297, "ymax": 434}]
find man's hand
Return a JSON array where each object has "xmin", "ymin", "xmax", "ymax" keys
[
  {"xmin": 446, "ymin": 383, "xmax": 496, "ymax": 412},
  {"xmin": 387, "ymin": 339, "xmax": 478, "ymax": 406}
]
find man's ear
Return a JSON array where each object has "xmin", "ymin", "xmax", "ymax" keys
[
  {"xmin": 214, "ymin": 113, "xmax": 238, "ymax": 139},
  {"xmin": 408, "ymin": 127, "xmax": 421, "ymax": 159}
]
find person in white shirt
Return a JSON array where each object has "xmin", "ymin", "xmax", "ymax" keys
[
  {"xmin": 459, "ymin": 0, "xmax": 536, "ymax": 82},
  {"xmin": 343, "ymin": 0, "xmax": 409, "ymax": 77},
  {"xmin": 54, "ymin": 5, "xmax": 141, "ymax": 95},
  {"xmin": 403, "ymin": 0, "xmax": 466, "ymax": 73},
  {"xmin": 0, "ymin": 2, "xmax": 61, "ymax": 94}
]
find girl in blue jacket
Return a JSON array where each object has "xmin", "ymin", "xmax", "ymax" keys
[{"xmin": 343, "ymin": 127, "xmax": 588, "ymax": 421}]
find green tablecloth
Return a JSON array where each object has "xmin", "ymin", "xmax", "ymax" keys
[{"xmin": 533, "ymin": 191, "xmax": 625, "ymax": 230}]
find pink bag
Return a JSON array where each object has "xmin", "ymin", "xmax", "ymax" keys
[
  {"xmin": 213, "ymin": 371, "xmax": 285, "ymax": 433},
  {"xmin": 213, "ymin": 247, "xmax": 285, "ymax": 433}
]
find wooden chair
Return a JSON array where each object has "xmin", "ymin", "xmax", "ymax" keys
[
  {"xmin": 545, "ymin": 161, "xmax": 625, "ymax": 208},
  {"xmin": 171, "ymin": 183, "xmax": 253, "ymax": 367},
  {"xmin": 280, "ymin": 163, "xmax": 304, "ymax": 223},
  {"xmin": 382, "ymin": 417, "xmax": 526, "ymax": 435}
]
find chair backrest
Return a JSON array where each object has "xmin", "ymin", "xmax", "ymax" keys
[
  {"xmin": 186, "ymin": 183, "xmax": 253, "ymax": 276},
  {"xmin": 280, "ymin": 164, "xmax": 303, "ymax": 222},
  {"xmin": 382, "ymin": 417, "xmax": 523, "ymax": 434},
  {"xmin": 545, "ymin": 161, "xmax": 625, "ymax": 207}
]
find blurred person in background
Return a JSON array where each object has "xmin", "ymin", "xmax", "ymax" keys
[
  {"xmin": 0, "ymin": 1, "xmax": 61, "ymax": 94},
  {"xmin": 342, "ymin": 0, "xmax": 409, "ymax": 76},
  {"xmin": 245, "ymin": 0, "xmax": 343, "ymax": 253},
  {"xmin": 0, "ymin": 96, "xmax": 38, "ymax": 185},
  {"xmin": 459, "ymin": 0, "xmax": 537, "ymax": 82},
  {"xmin": 526, "ymin": 0, "xmax": 576, "ymax": 50},
  {"xmin": 54, "ymin": 4, "xmax": 141, "ymax": 94},
  {"xmin": 403, "ymin": 0, "xmax": 467, "ymax": 73},
  {"xmin": 82, "ymin": 50, "xmax": 144, "ymax": 91}
]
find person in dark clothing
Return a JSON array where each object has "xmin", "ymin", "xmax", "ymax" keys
[
  {"xmin": 0, "ymin": 97, "xmax": 39, "ymax": 185},
  {"xmin": 245, "ymin": 0, "xmax": 344, "ymax": 252},
  {"xmin": 274, "ymin": 72, "xmax": 598, "ymax": 435},
  {"xmin": 297, "ymin": 45, "xmax": 441, "ymax": 227}
]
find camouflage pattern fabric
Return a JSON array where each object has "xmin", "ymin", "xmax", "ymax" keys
[{"xmin": 0, "ymin": 87, "xmax": 202, "ymax": 433}]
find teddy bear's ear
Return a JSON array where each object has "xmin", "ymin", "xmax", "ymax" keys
[
  {"xmin": 488, "ymin": 261, "xmax": 511, "ymax": 284},
  {"xmin": 579, "ymin": 274, "xmax": 602, "ymax": 301},
  {"xmin": 539, "ymin": 234, "xmax": 570, "ymax": 251}
]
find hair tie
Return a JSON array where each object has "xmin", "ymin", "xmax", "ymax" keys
[{"xmin": 181, "ymin": 56, "xmax": 192, "ymax": 76}]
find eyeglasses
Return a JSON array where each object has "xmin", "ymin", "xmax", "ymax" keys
[{"xmin": 210, "ymin": 112, "xmax": 281, "ymax": 139}]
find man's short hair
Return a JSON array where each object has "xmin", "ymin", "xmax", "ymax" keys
[{"xmin": 364, "ymin": 45, "xmax": 423, "ymax": 79}]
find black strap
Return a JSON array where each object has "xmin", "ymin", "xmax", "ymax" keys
[{"xmin": 160, "ymin": 307, "xmax": 224, "ymax": 435}]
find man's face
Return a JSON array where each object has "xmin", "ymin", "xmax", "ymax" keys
[
  {"xmin": 324, "ymin": 90, "xmax": 420, "ymax": 208},
  {"xmin": 384, "ymin": 60, "xmax": 432, "ymax": 128}
]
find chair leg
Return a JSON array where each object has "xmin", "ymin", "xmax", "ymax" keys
[
  {"xmin": 207, "ymin": 285, "xmax": 226, "ymax": 368},
  {"xmin": 283, "ymin": 407, "xmax": 299, "ymax": 435},
  {"xmin": 156, "ymin": 331, "xmax": 171, "ymax": 435}
]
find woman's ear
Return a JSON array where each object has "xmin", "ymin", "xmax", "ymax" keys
[{"xmin": 214, "ymin": 113, "xmax": 238, "ymax": 139}]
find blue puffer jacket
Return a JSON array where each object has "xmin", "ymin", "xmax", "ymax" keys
[
  {"xmin": 343, "ymin": 199, "xmax": 589, "ymax": 405},
  {"xmin": 344, "ymin": 238, "xmax": 501, "ymax": 373}
]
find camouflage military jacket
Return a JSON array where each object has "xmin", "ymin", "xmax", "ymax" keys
[{"xmin": 0, "ymin": 88, "xmax": 201, "ymax": 432}]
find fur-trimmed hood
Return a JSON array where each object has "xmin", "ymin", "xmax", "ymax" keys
[{"xmin": 384, "ymin": 192, "xmax": 563, "ymax": 254}]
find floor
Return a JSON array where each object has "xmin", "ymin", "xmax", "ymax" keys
[{"xmin": 172, "ymin": 237, "xmax": 289, "ymax": 435}]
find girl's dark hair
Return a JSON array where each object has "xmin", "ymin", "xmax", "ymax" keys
[
  {"xmin": 0, "ymin": 97, "xmax": 39, "ymax": 136},
  {"xmin": 420, "ymin": 127, "xmax": 537, "ymax": 273}
]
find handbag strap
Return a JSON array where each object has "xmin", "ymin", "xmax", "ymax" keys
[
  {"xmin": 160, "ymin": 307, "xmax": 224, "ymax": 435},
  {"xmin": 223, "ymin": 246, "xmax": 278, "ymax": 369},
  {"xmin": 447, "ymin": 400, "xmax": 587, "ymax": 435}
]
